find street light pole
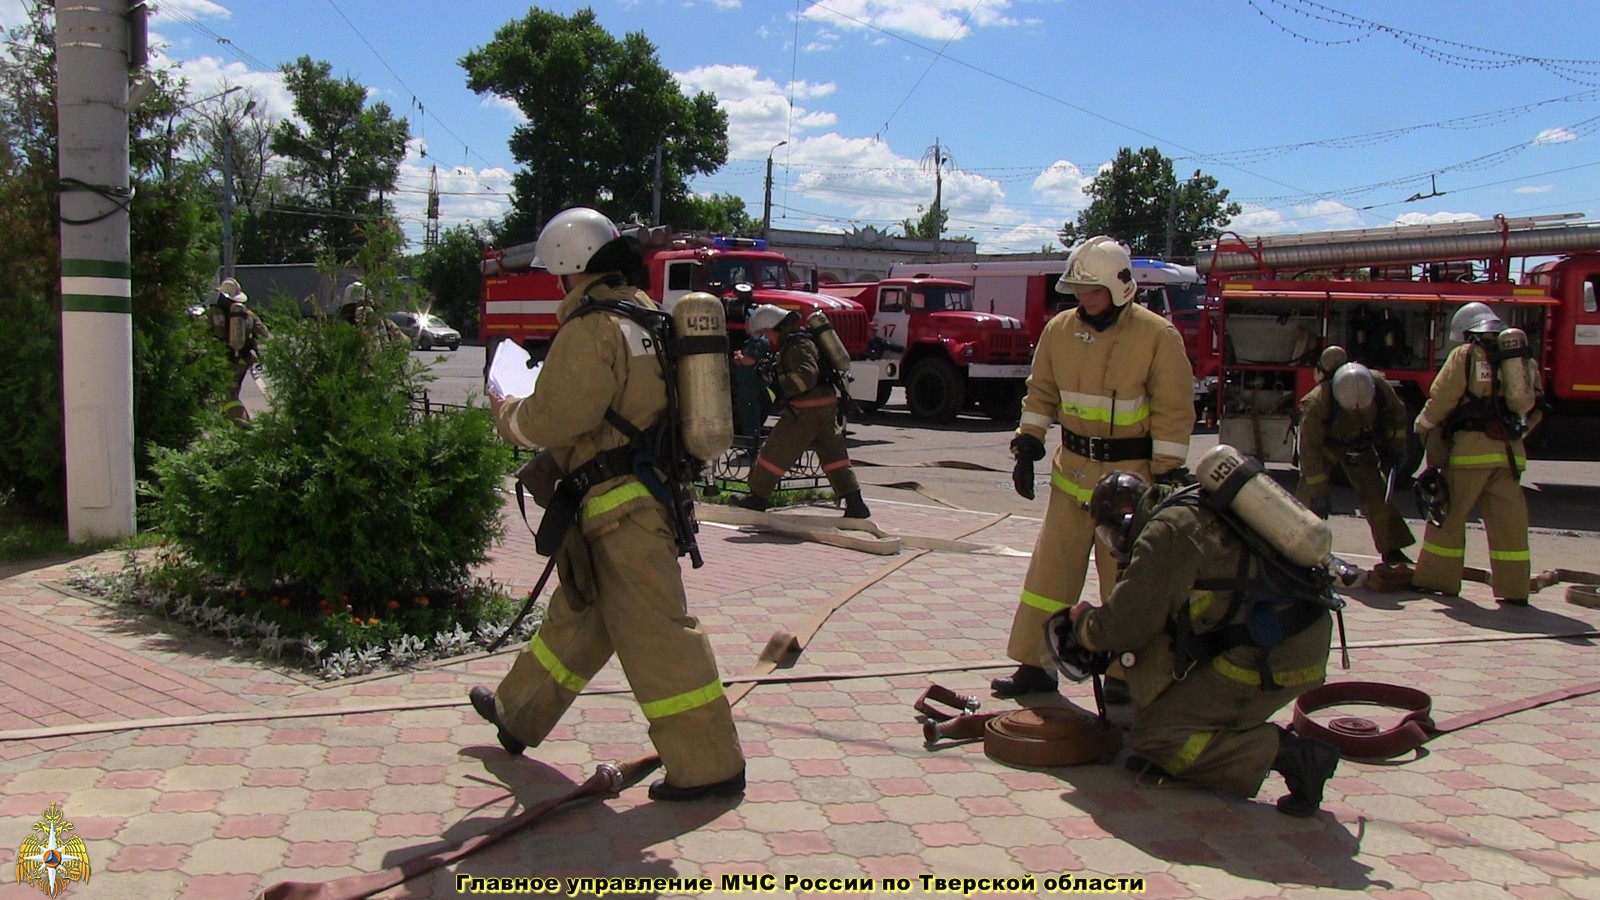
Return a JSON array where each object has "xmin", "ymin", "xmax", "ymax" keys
[
  {"xmin": 220, "ymin": 99, "xmax": 255, "ymax": 280},
  {"xmin": 762, "ymin": 140, "xmax": 787, "ymax": 240}
]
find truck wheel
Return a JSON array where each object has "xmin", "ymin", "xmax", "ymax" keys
[
  {"xmin": 977, "ymin": 381, "xmax": 1026, "ymax": 421},
  {"xmin": 906, "ymin": 359, "xmax": 966, "ymax": 423}
]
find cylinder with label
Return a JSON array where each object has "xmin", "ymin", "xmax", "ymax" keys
[
  {"xmin": 672, "ymin": 292, "xmax": 734, "ymax": 461},
  {"xmin": 807, "ymin": 310, "xmax": 853, "ymax": 374},
  {"xmin": 1495, "ymin": 327, "xmax": 1537, "ymax": 417},
  {"xmin": 1195, "ymin": 443, "xmax": 1333, "ymax": 570}
]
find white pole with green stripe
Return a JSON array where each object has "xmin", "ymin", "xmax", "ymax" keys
[{"xmin": 58, "ymin": 1, "xmax": 135, "ymax": 542}]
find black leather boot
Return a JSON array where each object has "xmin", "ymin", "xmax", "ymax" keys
[
  {"xmin": 1272, "ymin": 726, "xmax": 1339, "ymax": 817},
  {"xmin": 468, "ymin": 686, "xmax": 526, "ymax": 756},
  {"xmin": 842, "ymin": 490, "xmax": 871, "ymax": 519},
  {"xmin": 737, "ymin": 493, "xmax": 770, "ymax": 511},
  {"xmin": 989, "ymin": 664, "xmax": 1058, "ymax": 698},
  {"xmin": 647, "ymin": 769, "xmax": 746, "ymax": 802}
]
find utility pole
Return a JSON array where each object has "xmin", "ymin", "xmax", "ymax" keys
[
  {"xmin": 921, "ymin": 139, "xmax": 951, "ymax": 261},
  {"xmin": 651, "ymin": 142, "xmax": 663, "ymax": 225},
  {"xmin": 58, "ymin": 0, "xmax": 139, "ymax": 541},
  {"xmin": 424, "ymin": 163, "xmax": 441, "ymax": 250},
  {"xmin": 762, "ymin": 140, "xmax": 787, "ymax": 240}
]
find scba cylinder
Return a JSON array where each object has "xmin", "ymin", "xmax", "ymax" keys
[
  {"xmin": 1495, "ymin": 328, "xmax": 1537, "ymax": 417},
  {"xmin": 1195, "ymin": 444, "xmax": 1333, "ymax": 570},
  {"xmin": 806, "ymin": 311, "xmax": 853, "ymax": 374},
  {"xmin": 672, "ymin": 292, "xmax": 734, "ymax": 461}
]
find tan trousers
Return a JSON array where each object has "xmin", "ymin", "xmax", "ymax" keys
[
  {"xmin": 1296, "ymin": 457, "xmax": 1414, "ymax": 556},
  {"xmin": 494, "ymin": 505, "xmax": 744, "ymax": 788},
  {"xmin": 1412, "ymin": 466, "xmax": 1531, "ymax": 600},
  {"xmin": 748, "ymin": 401, "xmax": 859, "ymax": 500}
]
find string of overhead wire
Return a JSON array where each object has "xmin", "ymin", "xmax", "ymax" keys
[
  {"xmin": 874, "ymin": 0, "xmax": 985, "ymax": 140},
  {"xmin": 1252, "ymin": 0, "xmax": 1600, "ymax": 86}
]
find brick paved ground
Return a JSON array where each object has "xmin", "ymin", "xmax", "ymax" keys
[{"xmin": 2, "ymin": 490, "xmax": 1598, "ymax": 900}]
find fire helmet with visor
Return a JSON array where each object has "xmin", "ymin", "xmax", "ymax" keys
[
  {"xmin": 535, "ymin": 207, "xmax": 621, "ymax": 276},
  {"xmin": 1088, "ymin": 470, "xmax": 1150, "ymax": 567},
  {"xmin": 746, "ymin": 304, "xmax": 793, "ymax": 334},
  {"xmin": 1056, "ymin": 236, "xmax": 1138, "ymax": 308},
  {"xmin": 1330, "ymin": 362, "xmax": 1377, "ymax": 412},
  {"xmin": 1448, "ymin": 302, "xmax": 1504, "ymax": 342}
]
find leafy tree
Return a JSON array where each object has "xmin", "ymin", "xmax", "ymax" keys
[
  {"xmin": 900, "ymin": 204, "xmax": 973, "ymax": 243},
  {"xmin": 1059, "ymin": 147, "xmax": 1239, "ymax": 262},
  {"xmin": 682, "ymin": 193, "xmax": 753, "ymax": 236},
  {"xmin": 0, "ymin": 2, "xmax": 223, "ymax": 519},
  {"xmin": 412, "ymin": 222, "xmax": 493, "ymax": 334},
  {"xmin": 257, "ymin": 56, "xmax": 410, "ymax": 263},
  {"xmin": 461, "ymin": 7, "xmax": 729, "ymax": 242}
]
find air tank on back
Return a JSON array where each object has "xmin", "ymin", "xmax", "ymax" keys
[{"xmin": 672, "ymin": 292, "xmax": 734, "ymax": 461}]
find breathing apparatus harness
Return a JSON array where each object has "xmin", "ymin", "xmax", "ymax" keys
[
  {"xmin": 1155, "ymin": 482, "xmax": 1347, "ymax": 692},
  {"xmin": 532, "ymin": 282, "xmax": 709, "ymax": 568},
  {"xmin": 776, "ymin": 328, "xmax": 856, "ymax": 424}
]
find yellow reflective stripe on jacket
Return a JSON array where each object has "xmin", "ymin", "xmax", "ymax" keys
[
  {"xmin": 582, "ymin": 479, "xmax": 653, "ymax": 521},
  {"xmin": 530, "ymin": 633, "xmax": 589, "ymax": 694},
  {"xmin": 638, "ymin": 678, "xmax": 726, "ymax": 720},
  {"xmin": 1050, "ymin": 469, "xmax": 1094, "ymax": 502},
  {"xmin": 1212, "ymin": 655, "xmax": 1326, "ymax": 688},
  {"xmin": 1164, "ymin": 731, "xmax": 1214, "ymax": 775},
  {"xmin": 1188, "ymin": 591, "xmax": 1216, "ymax": 621},
  {"xmin": 1489, "ymin": 548, "xmax": 1531, "ymax": 562},
  {"xmin": 1422, "ymin": 541, "xmax": 1466, "ymax": 558},
  {"xmin": 1304, "ymin": 472, "xmax": 1328, "ymax": 486},
  {"xmin": 1449, "ymin": 452, "xmax": 1527, "ymax": 467},
  {"xmin": 1058, "ymin": 390, "xmax": 1151, "ymax": 427},
  {"xmin": 1019, "ymin": 588, "xmax": 1068, "ymax": 615}
]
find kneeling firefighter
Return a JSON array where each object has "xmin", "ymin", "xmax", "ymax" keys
[
  {"xmin": 1056, "ymin": 445, "xmax": 1344, "ymax": 817},
  {"xmin": 469, "ymin": 207, "xmax": 745, "ymax": 802}
]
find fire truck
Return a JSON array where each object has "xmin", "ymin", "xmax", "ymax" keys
[
  {"xmin": 818, "ymin": 277, "xmax": 1033, "ymax": 422},
  {"xmin": 887, "ymin": 256, "xmax": 1213, "ymax": 416},
  {"xmin": 1194, "ymin": 213, "xmax": 1600, "ymax": 467},
  {"xmin": 479, "ymin": 229, "xmax": 874, "ymax": 386}
]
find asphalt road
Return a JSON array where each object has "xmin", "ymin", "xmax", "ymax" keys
[{"xmin": 325, "ymin": 344, "xmax": 1600, "ymax": 571}]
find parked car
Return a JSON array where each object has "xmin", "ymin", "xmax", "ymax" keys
[{"xmin": 387, "ymin": 311, "xmax": 461, "ymax": 351}]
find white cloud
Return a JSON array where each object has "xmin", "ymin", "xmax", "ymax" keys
[
  {"xmin": 1225, "ymin": 200, "xmax": 1363, "ymax": 236},
  {"xmin": 1534, "ymin": 127, "xmax": 1577, "ymax": 144},
  {"xmin": 480, "ymin": 94, "xmax": 527, "ymax": 125},
  {"xmin": 1031, "ymin": 160, "xmax": 1091, "ymax": 208},
  {"xmin": 802, "ymin": 0, "xmax": 1019, "ymax": 42},
  {"xmin": 1392, "ymin": 210, "xmax": 1482, "ymax": 227},
  {"xmin": 391, "ymin": 140, "xmax": 514, "ymax": 247},
  {"xmin": 1514, "ymin": 184, "xmax": 1555, "ymax": 194}
]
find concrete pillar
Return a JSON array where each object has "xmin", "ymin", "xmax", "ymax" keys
[{"xmin": 57, "ymin": 1, "xmax": 135, "ymax": 542}]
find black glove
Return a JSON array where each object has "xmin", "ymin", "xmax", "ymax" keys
[
  {"xmin": 1308, "ymin": 496, "xmax": 1331, "ymax": 520},
  {"xmin": 1010, "ymin": 434, "xmax": 1046, "ymax": 500}
]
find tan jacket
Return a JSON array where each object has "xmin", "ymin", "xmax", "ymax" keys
[
  {"xmin": 1296, "ymin": 374, "xmax": 1408, "ymax": 499},
  {"xmin": 774, "ymin": 330, "xmax": 832, "ymax": 405},
  {"xmin": 496, "ymin": 273, "xmax": 669, "ymax": 539},
  {"xmin": 1077, "ymin": 501, "xmax": 1332, "ymax": 709},
  {"xmin": 1017, "ymin": 302, "xmax": 1194, "ymax": 500},
  {"xmin": 1417, "ymin": 343, "xmax": 1536, "ymax": 470}
]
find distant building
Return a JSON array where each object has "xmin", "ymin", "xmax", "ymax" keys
[
  {"xmin": 223, "ymin": 264, "xmax": 363, "ymax": 317},
  {"xmin": 764, "ymin": 225, "xmax": 979, "ymax": 283}
]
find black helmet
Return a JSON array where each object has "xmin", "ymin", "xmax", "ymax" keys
[{"xmin": 1088, "ymin": 471, "xmax": 1149, "ymax": 566}]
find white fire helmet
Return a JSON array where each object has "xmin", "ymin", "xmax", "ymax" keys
[
  {"xmin": 1056, "ymin": 236, "xmax": 1138, "ymax": 307},
  {"xmin": 217, "ymin": 277, "xmax": 243, "ymax": 302},
  {"xmin": 746, "ymin": 304, "xmax": 791, "ymax": 334},
  {"xmin": 1331, "ymin": 362, "xmax": 1377, "ymax": 412},
  {"xmin": 535, "ymin": 207, "xmax": 620, "ymax": 276},
  {"xmin": 1448, "ymin": 302, "xmax": 1504, "ymax": 342},
  {"xmin": 342, "ymin": 281, "xmax": 368, "ymax": 307}
]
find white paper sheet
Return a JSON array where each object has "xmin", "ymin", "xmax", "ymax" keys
[{"xmin": 486, "ymin": 339, "xmax": 541, "ymax": 399}]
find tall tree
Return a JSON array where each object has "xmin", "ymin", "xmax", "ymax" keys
[
  {"xmin": 1059, "ymin": 147, "xmax": 1239, "ymax": 262},
  {"xmin": 259, "ymin": 56, "xmax": 410, "ymax": 263},
  {"xmin": 900, "ymin": 204, "xmax": 972, "ymax": 243},
  {"xmin": 461, "ymin": 7, "xmax": 729, "ymax": 242},
  {"xmin": 682, "ymin": 193, "xmax": 753, "ymax": 236}
]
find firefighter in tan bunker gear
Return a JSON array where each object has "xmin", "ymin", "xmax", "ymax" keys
[
  {"xmin": 1411, "ymin": 302, "xmax": 1539, "ymax": 605},
  {"xmin": 737, "ymin": 305, "xmax": 871, "ymax": 519},
  {"xmin": 1294, "ymin": 358, "xmax": 1415, "ymax": 565},
  {"xmin": 470, "ymin": 208, "xmax": 745, "ymax": 802},
  {"xmin": 1069, "ymin": 472, "xmax": 1339, "ymax": 817},
  {"xmin": 209, "ymin": 277, "xmax": 269, "ymax": 423},
  {"xmin": 993, "ymin": 236, "xmax": 1195, "ymax": 699}
]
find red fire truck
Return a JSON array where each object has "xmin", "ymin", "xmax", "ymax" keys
[
  {"xmin": 819, "ymin": 276, "xmax": 1033, "ymax": 422},
  {"xmin": 1195, "ymin": 213, "xmax": 1600, "ymax": 465},
  {"xmin": 479, "ymin": 229, "xmax": 873, "ymax": 374}
]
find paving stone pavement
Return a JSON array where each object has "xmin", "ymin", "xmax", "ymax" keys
[{"xmin": 2, "ymin": 491, "xmax": 1599, "ymax": 900}]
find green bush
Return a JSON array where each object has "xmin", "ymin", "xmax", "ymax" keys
[{"xmin": 148, "ymin": 312, "xmax": 509, "ymax": 606}]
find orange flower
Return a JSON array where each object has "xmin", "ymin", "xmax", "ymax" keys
[
  {"xmin": 318, "ymin": 598, "xmax": 330, "ymax": 609},
  {"xmin": 387, "ymin": 600, "xmax": 401, "ymax": 611},
  {"xmin": 415, "ymin": 597, "xmax": 430, "ymax": 608},
  {"xmin": 367, "ymin": 617, "xmax": 381, "ymax": 626},
  {"xmin": 278, "ymin": 597, "xmax": 291, "ymax": 608}
]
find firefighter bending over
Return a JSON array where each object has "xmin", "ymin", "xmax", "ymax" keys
[
  {"xmin": 736, "ymin": 304, "xmax": 871, "ymax": 519},
  {"xmin": 994, "ymin": 236, "xmax": 1194, "ymax": 701},
  {"xmin": 1411, "ymin": 302, "xmax": 1541, "ymax": 605},
  {"xmin": 469, "ymin": 207, "xmax": 745, "ymax": 802},
  {"xmin": 1060, "ymin": 462, "xmax": 1341, "ymax": 817},
  {"xmin": 1294, "ymin": 349, "xmax": 1416, "ymax": 567}
]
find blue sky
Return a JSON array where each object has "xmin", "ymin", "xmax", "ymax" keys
[{"xmin": 7, "ymin": 0, "xmax": 1598, "ymax": 253}]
